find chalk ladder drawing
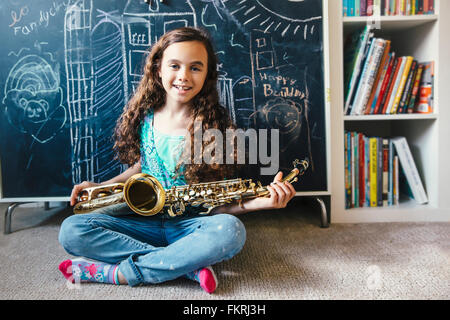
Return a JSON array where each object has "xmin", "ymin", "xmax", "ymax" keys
[{"xmin": 64, "ymin": 0, "xmax": 127, "ymax": 185}]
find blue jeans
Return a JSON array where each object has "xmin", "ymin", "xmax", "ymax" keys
[{"xmin": 58, "ymin": 203, "xmax": 246, "ymax": 287}]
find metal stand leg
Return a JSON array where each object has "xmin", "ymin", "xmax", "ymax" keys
[
  {"xmin": 314, "ymin": 197, "xmax": 329, "ymax": 228},
  {"xmin": 5, "ymin": 203, "xmax": 19, "ymax": 235},
  {"xmin": 4, "ymin": 202, "xmax": 31, "ymax": 235}
]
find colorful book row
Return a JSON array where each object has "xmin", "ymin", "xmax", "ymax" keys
[
  {"xmin": 343, "ymin": 25, "xmax": 434, "ymax": 115},
  {"xmin": 344, "ymin": 132, "xmax": 428, "ymax": 209},
  {"xmin": 343, "ymin": 0, "xmax": 435, "ymax": 17}
]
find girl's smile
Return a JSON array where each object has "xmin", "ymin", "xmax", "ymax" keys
[{"xmin": 159, "ymin": 41, "xmax": 208, "ymax": 108}]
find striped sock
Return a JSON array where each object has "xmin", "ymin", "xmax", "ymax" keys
[{"xmin": 59, "ymin": 258, "xmax": 120, "ymax": 285}]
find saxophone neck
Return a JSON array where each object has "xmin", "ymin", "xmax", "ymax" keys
[{"xmin": 255, "ymin": 158, "xmax": 309, "ymax": 196}]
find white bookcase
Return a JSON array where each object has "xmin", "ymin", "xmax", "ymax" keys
[{"xmin": 328, "ymin": 0, "xmax": 450, "ymax": 223}]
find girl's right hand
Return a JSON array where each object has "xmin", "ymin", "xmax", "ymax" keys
[{"xmin": 70, "ymin": 181, "xmax": 100, "ymax": 206}]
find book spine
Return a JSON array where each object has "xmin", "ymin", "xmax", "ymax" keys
[
  {"xmin": 366, "ymin": 41, "xmax": 391, "ymax": 114},
  {"xmin": 373, "ymin": 0, "xmax": 381, "ymax": 16},
  {"xmin": 382, "ymin": 138, "xmax": 389, "ymax": 206},
  {"xmin": 428, "ymin": 0, "xmax": 434, "ymax": 14},
  {"xmin": 398, "ymin": 60, "xmax": 417, "ymax": 113},
  {"xmin": 359, "ymin": 133, "xmax": 366, "ymax": 206},
  {"xmin": 400, "ymin": 0, "xmax": 406, "ymax": 14},
  {"xmin": 394, "ymin": 155, "xmax": 399, "ymax": 205},
  {"xmin": 390, "ymin": 56, "xmax": 414, "ymax": 114},
  {"xmin": 369, "ymin": 137, "xmax": 378, "ymax": 207},
  {"xmin": 351, "ymin": 37, "xmax": 377, "ymax": 115},
  {"xmin": 355, "ymin": 0, "xmax": 361, "ymax": 16},
  {"xmin": 407, "ymin": 63, "xmax": 424, "ymax": 113},
  {"xmin": 377, "ymin": 138, "xmax": 383, "ymax": 206},
  {"xmin": 355, "ymin": 132, "xmax": 360, "ymax": 207},
  {"xmin": 388, "ymin": 139, "xmax": 394, "ymax": 205},
  {"xmin": 381, "ymin": 56, "xmax": 401, "ymax": 114},
  {"xmin": 344, "ymin": 26, "xmax": 372, "ymax": 115},
  {"xmin": 351, "ymin": 132, "xmax": 356, "ymax": 208},
  {"xmin": 367, "ymin": 0, "xmax": 374, "ymax": 15},
  {"xmin": 374, "ymin": 52, "xmax": 396, "ymax": 114},
  {"xmin": 415, "ymin": 61, "xmax": 434, "ymax": 113},
  {"xmin": 418, "ymin": 0, "xmax": 423, "ymax": 14},
  {"xmin": 349, "ymin": 0, "xmax": 356, "ymax": 16},
  {"xmin": 345, "ymin": 131, "xmax": 351, "ymax": 208},
  {"xmin": 355, "ymin": 39, "xmax": 386, "ymax": 115},
  {"xmin": 386, "ymin": 56, "xmax": 406, "ymax": 114},
  {"xmin": 365, "ymin": 136, "xmax": 370, "ymax": 206}
]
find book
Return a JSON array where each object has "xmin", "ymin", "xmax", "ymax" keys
[
  {"xmin": 366, "ymin": 40, "xmax": 391, "ymax": 114},
  {"xmin": 358, "ymin": 133, "xmax": 366, "ymax": 206},
  {"xmin": 388, "ymin": 139, "xmax": 394, "ymax": 205},
  {"xmin": 381, "ymin": 56, "xmax": 401, "ymax": 114},
  {"xmin": 377, "ymin": 137, "xmax": 383, "ymax": 206},
  {"xmin": 390, "ymin": 56, "xmax": 414, "ymax": 114},
  {"xmin": 394, "ymin": 155, "xmax": 399, "ymax": 205},
  {"xmin": 369, "ymin": 137, "xmax": 378, "ymax": 207},
  {"xmin": 415, "ymin": 61, "xmax": 434, "ymax": 113},
  {"xmin": 364, "ymin": 135, "xmax": 370, "ymax": 206},
  {"xmin": 344, "ymin": 26, "xmax": 373, "ymax": 114},
  {"xmin": 382, "ymin": 138, "xmax": 389, "ymax": 206},
  {"xmin": 397, "ymin": 59, "xmax": 418, "ymax": 113},
  {"xmin": 351, "ymin": 38, "xmax": 386, "ymax": 115},
  {"xmin": 367, "ymin": 0, "xmax": 374, "ymax": 15},
  {"xmin": 391, "ymin": 136, "xmax": 428, "ymax": 204},
  {"xmin": 406, "ymin": 63, "xmax": 424, "ymax": 113},
  {"xmin": 385, "ymin": 56, "xmax": 407, "ymax": 114},
  {"xmin": 374, "ymin": 52, "xmax": 396, "ymax": 114},
  {"xmin": 345, "ymin": 131, "xmax": 351, "ymax": 208},
  {"xmin": 350, "ymin": 37, "xmax": 376, "ymax": 114}
]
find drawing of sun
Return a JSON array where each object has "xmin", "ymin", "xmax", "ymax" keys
[{"xmin": 225, "ymin": 0, "xmax": 322, "ymax": 39}]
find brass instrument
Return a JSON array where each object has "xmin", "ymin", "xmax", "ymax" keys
[{"xmin": 73, "ymin": 159, "xmax": 308, "ymax": 217}]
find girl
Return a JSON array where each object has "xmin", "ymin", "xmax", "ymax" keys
[{"xmin": 58, "ymin": 27, "xmax": 296, "ymax": 294}]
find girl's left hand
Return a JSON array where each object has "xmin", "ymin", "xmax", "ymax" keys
[{"xmin": 247, "ymin": 171, "xmax": 296, "ymax": 211}]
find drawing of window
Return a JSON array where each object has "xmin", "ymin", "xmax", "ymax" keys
[
  {"xmin": 128, "ymin": 22, "xmax": 151, "ymax": 46},
  {"xmin": 164, "ymin": 20, "xmax": 189, "ymax": 33},
  {"xmin": 256, "ymin": 51, "xmax": 274, "ymax": 70},
  {"xmin": 128, "ymin": 50, "xmax": 148, "ymax": 77}
]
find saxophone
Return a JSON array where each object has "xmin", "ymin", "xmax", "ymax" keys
[{"xmin": 73, "ymin": 159, "xmax": 308, "ymax": 217}]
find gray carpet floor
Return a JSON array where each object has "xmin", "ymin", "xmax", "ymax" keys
[{"xmin": 0, "ymin": 200, "xmax": 449, "ymax": 300}]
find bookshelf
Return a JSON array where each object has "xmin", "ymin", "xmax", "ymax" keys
[{"xmin": 328, "ymin": 0, "xmax": 450, "ymax": 223}]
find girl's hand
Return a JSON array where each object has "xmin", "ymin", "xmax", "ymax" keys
[
  {"xmin": 70, "ymin": 181, "xmax": 100, "ymax": 206},
  {"xmin": 246, "ymin": 171, "xmax": 296, "ymax": 211}
]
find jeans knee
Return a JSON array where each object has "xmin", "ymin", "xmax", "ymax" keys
[
  {"xmin": 58, "ymin": 214, "xmax": 91, "ymax": 256},
  {"xmin": 211, "ymin": 214, "xmax": 246, "ymax": 255}
]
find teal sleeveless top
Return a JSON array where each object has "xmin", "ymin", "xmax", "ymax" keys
[{"xmin": 140, "ymin": 111, "xmax": 187, "ymax": 189}]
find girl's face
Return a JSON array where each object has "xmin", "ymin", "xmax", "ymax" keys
[{"xmin": 159, "ymin": 41, "xmax": 208, "ymax": 109}]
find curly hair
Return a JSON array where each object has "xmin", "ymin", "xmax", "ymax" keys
[{"xmin": 113, "ymin": 27, "xmax": 238, "ymax": 183}]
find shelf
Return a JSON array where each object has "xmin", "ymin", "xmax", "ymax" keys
[
  {"xmin": 336, "ymin": 198, "xmax": 449, "ymax": 223},
  {"xmin": 344, "ymin": 114, "xmax": 437, "ymax": 121},
  {"xmin": 343, "ymin": 14, "xmax": 438, "ymax": 30}
]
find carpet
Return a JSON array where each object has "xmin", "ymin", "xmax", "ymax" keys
[{"xmin": 0, "ymin": 200, "xmax": 448, "ymax": 300}]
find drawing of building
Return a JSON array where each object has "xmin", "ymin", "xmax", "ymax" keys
[
  {"xmin": 122, "ymin": 0, "xmax": 197, "ymax": 96},
  {"xmin": 65, "ymin": 0, "xmax": 126, "ymax": 184}
]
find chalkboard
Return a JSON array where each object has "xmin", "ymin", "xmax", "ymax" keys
[{"xmin": 0, "ymin": 0, "xmax": 328, "ymax": 199}]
